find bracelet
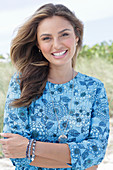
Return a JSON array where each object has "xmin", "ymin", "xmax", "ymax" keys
[
  {"xmin": 28, "ymin": 139, "xmax": 34, "ymax": 159},
  {"xmin": 31, "ymin": 139, "xmax": 36, "ymax": 161},
  {"xmin": 26, "ymin": 140, "xmax": 30, "ymax": 158},
  {"xmin": 26, "ymin": 139, "xmax": 34, "ymax": 159},
  {"xmin": 26, "ymin": 139, "xmax": 37, "ymax": 161}
]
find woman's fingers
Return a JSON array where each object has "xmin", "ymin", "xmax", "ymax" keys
[
  {"xmin": 0, "ymin": 133, "xmax": 14, "ymax": 145},
  {"xmin": 0, "ymin": 139, "xmax": 7, "ymax": 145},
  {"xmin": 0, "ymin": 133, "xmax": 28, "ymax": 158},
  {"xmin": 0, "ymin": 133, "xmax": 15, "ymax": 138}
]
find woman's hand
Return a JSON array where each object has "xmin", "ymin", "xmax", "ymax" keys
[{"xmin": 0, "ymin": 133, "xmax": 28, "ymax": 158}]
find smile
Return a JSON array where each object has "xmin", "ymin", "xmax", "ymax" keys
[{"xmin": 52, "ymin": 50, "xmax": 67, "ymax": 57}]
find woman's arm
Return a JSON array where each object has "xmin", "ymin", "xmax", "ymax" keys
[
  {"xmin": 31, "ymin": 142, "xmax": 98, "ymax": 169},
  {"xmin": 0, "ymin": 133, "xmax": 70, "ymax": 168},
  {"xmin": 30, "ymin": 155, "xmax": 71, "ymax": 168},
  {"xmin": 34, "ymin": 141, "xmax": 71, "ymax": 165},
  {"xmin": 1, "ymin": 73, "xmax": 32, "ymax": 167},
  {"xmin": 30, "ymin": 156, "xmax": 98, "ymax": 169},
  {"xmin": 0, "ymin": 133, "xmax": 98, "ymax": 169}
]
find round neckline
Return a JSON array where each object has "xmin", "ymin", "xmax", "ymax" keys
[{"xmin": 47, "ymin": 72, "xmax": 80, "ymax": 85}]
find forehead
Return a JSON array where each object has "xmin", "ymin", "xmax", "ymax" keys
[{"xmin": 37, "ymin": 16, "xmax": 73, "ymax": 34}]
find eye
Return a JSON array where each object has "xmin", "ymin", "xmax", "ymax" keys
[
  {"xmin": 62, "ymin": 33, "xmax": 69, "ymax": 37},
  {"xmin": 42, "ymin": 37, "xmax": 51, "ymax": 41}
]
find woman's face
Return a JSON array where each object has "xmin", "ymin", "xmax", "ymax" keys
[{"xmin": 37, "ymin": 16, "xmax": 78, "ymax": 67}]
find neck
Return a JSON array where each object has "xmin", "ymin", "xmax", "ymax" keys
[{"xmin": 48, "ymin": 64, "xmax": 76, "ymax": 84}]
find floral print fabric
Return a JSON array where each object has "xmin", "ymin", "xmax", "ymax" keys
[{"xmin": 3, "ymin": 72, "xmax": 109, "ymax": 170}]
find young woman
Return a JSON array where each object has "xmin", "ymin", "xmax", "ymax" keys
[{"xmin": 0, "ymin": 3, "xmax": 109, "ymax": 170}]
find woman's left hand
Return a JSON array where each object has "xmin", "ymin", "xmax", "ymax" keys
[{"xmin": 0, "ymin": 133, "xmax": 29, "ymax": 158}]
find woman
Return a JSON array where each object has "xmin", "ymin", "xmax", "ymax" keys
[{"xmin": 0, "ymin": 3, "xmax": 109, "ymax": 170}]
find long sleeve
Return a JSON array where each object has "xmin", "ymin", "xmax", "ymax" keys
[
  {"xmin": 3, "ymin": 73, "xmax": 32, "ymax": 168},
  {"xmin": 67, "ymin": 82, "xmax": 109, "ymax": 170}
]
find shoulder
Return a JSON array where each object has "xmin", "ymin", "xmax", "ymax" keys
[
  {"xmin": 77, "ymin": 72, "xmax": 108, "ymax": 103},
  {"xmin": 9, "ymin": 72, "xmax": 21, "ymax": 88},
  {"xmin": 10, "ymin": 72, "xmax": 20, "ymax": 82},
  {"xmin": 77, "ymin": 72, "xmax": 104, "ymax": 88},
  {"xmin": 7, "ymin": 72, "xmax": 21, "ymax": 96}
]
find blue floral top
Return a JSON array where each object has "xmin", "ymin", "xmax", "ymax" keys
[{"xmin": 3, "ymin": 72, "xmax": 109, "ymax": 170}]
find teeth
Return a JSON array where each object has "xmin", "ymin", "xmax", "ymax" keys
[{"xmin": 52, "ymin": 50, "xmax": 66, "ymax": 56}]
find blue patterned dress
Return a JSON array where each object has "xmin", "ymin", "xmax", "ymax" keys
[{"xmin": 3, "ymin": 72, "xmax": 109, "ymax": 170}]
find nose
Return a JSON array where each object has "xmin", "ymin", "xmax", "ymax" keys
[{"xmin": 52, "ymin": 38, "xmax": 62, "ymax": 49}]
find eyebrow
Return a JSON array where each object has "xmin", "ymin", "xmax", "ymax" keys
[
  {"xmin": 40, "ymin": 28, "xmax": 71, "ymax": 37},
  {"xmin": 58, "ymin": 28, "xmax": 71, "ymax": 34}
]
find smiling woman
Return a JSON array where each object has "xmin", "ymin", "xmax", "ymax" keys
[{"xmin": 0, "ymin": 3, "xmax": 109, "ymax": 170}]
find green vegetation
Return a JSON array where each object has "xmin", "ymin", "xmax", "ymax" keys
[
  {"xmin": 0, "ymin": 41, "xmax": 113, "ymax": 156},
  {"xmin": 0, "ymin": 54, "xmax": 5, "ymax": 59},
  {"xmin": 78, "ymin": 41, "xmax": 113, "ymax": 62}
]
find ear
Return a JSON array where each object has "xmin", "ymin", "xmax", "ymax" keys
[{"xmin": 76, "ymin": 36, "xmax": 79, "ymax": 43}]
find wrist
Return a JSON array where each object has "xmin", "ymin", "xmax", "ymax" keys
[{"xmin": 23, "ymin": 137, "xmax": 29, "ymax": 158}]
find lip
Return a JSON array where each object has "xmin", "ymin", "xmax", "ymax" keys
[{"xmin": 51, "ymin": 50, "xmax": 68, "ymax": 59}]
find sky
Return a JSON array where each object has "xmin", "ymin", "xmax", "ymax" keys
[{"xmin": 0, "ymin": 0, "xmax": 113, "ymax": 55}]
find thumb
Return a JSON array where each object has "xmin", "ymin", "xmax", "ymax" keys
[{"xmin": 0, "ymin": 133, "xmax": 14, "ymax": 138}]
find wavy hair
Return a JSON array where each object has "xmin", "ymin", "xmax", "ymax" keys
[{"xmin": 10, "ymin": 3, "xmax": 84, "ymax": 107}]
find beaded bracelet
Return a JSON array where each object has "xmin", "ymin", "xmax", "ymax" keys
[
  {"xmin": 26, "ymin": 139, "xmax": 34, "ymax": 159},
  {"xmin": 26, "ymin": 140, "xmax": 30, "ymax": 158},
  {"xmin": 31, "ymin": 139, "xmax": 36, "ymax": 161},
  {"xmin": 28, "ymin": 139, "xmax": 34, "ymax": 159}
]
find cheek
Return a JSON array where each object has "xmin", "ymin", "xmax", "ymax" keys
[
  {"xmin": 40, "ymin": 43, "xmax": 52, "ymax": 61},
  {"xmin": 64, "ymin": 38, "xmax": 75, "ymax": 48},
  {"xmin": 40, "ymin": 44, "xmax": 51, "ymax": 55}
]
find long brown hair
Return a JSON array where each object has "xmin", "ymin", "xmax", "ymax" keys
[{"xmin": 10, "ymin": 3, "xmax": 84, "ymax": 107}]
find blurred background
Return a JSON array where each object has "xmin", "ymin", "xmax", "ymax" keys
[{"xmin": 0, "ymin": 0, "xmax": 113, "ymax": 169}]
